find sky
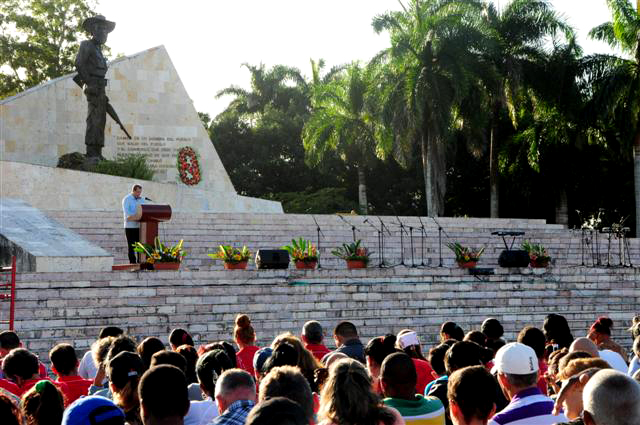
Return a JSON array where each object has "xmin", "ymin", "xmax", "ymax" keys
[{"xmin": 98, "ymin": 0, "xmax": 617, "ymax": 118}]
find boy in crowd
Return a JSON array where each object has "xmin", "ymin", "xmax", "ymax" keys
[
  {"xmin": 50, "ymin": 343, "xmax": 93, "ymax": 404},
  {"xmin": 2, "ymin": 348, "xmax": 68, "ymax": 396},
  {"xmin": 301, "ymin": 321, "xmax": 330, "ymax": 361},
  {"xmin": 447, "ymin": 366, "xmax": 497, "ymax": 425},
  {"xmin": 0, "ymin": 331, "xmax": 47, "ymax": 379},
  {"xmin": 139, "ymin": 365, "xmax": 190, "ymax": 425}
]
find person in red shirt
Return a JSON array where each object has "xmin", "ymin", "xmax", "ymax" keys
[
  {"xmin": 1, "ymin": 348, "xmax": 68, "ymax": 397},
  {"xmin": 50, "ymin": 343, "xmax": 92, "ymax": 405},
  {"xmin": 0, "ymin": 331, "xmax": 47, "ymax": 380},
  {"xmin": 396, "ymin": 330, "xmax": 435, "ymax": 394},
  {"xmin": 234, "ymin": 314, "xmax": 260, "ymax": 377},
  {"xmin": 301, "ymin": 321, "xmax": 331, "ymax": 362}
]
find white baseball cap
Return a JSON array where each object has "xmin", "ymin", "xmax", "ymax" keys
[{"xmin": 493, "ymin": 342, "xmax": 539, "ymax": 375}]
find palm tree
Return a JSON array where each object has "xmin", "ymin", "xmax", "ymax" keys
[
  {"xmin": 302, "ymin": 63, "xmax": 391, "ymax": 214},
  {"xmin": 481, "ymin": 0, "xmax": 572, "ymax": 217},
  {"xmin": 587, "ymin": 0, "xmax": 640, "ymax": 235},
  {"xmin": 372, "ymin": 0, "xmax": 490, "ymax": 216}
]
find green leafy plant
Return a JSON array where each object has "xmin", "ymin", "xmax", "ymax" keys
[
  {"xmin": 92, "ymin": 154, "xmax": 155, "ymax": 180},
  {"xmin": 331, "ymin": 239, "xmax": 371, "ymax": 263},
  {"xmin": 208, "ymin": 245, "xmax": 251, "ymax": 263},
  {"xmin": 521, "ymin": 241, "xmax": 551, "ymax": 265},
  {"xmin": 446, "ymin": 242, "xmax": 485, "ymax": 263},
  {"xmin": 133, "ymin": 237, "xmax": 185, "ymax": 264},
  {"xmin": 281, "ymin": 238, "xmax": 318, "ymax": 262}
]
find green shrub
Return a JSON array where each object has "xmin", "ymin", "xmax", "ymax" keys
[{"xmin": 92, "ymin": 154, "xmax": 155, "ymax": 180}]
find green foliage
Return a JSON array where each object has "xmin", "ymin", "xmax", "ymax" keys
[
  {"xmin": 133, "ymin": 237, "xmax": 185, "ymax": 264},
  {"xmin": 208, "ymin": 245, "xmax": 251, "ymax": 263},
  {"xmin": 267, "ymin": 187, "xmax": 357, "ymax": 214},
  {"xmin": 0, "ymin": 0, "xmax": 99, "ymax": 98},
  {"xmin": 331, "ymin": 239, "xmax": 371, "ymax": 262},
  {"xmin": 281, "ymin": 238, "xmax": 318, "ymax": 262},
  {"xmin": 521, "ymin": 241, "xmax": 550, "ymax": 261},
  {"xmin": 446, "ymin": 242, "xmax": 485, "ymax": 262},
  {"xmin": 92, "ymin": 154, "xmax": 155, "ymax": 180}
]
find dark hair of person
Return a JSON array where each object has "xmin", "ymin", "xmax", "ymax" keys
[
  {"xmin": 448, "ymin": 366, "xmax": 498, "ymax": 423},
  {"xmin": 176, "ymin": 345, "xmax": 198, "ymax": 384},
  {"xmin": 197, "ymin": 342, "xmax": 237, "ymax": 368},
  {"xmin": 380, "ymin": 352, "xmax": 417, "ymax": 397},
  {"xmin": 481, "ymin": 318, "xmax": 504, "ymax": 340},
  {"xmin": 246, "ymin": 397, "xmax": 308, "ymax": 425},
  {"xmin": 99, "ymin": 326, "xmax": 124, "ymax": 339},
  {"xmin": 106, "ymin": 335, "xmax": 137, "ymax": 366},
  {"xmin": 139, "ymin": 365, "xmax": 189, "ymax": 420},
  {"xmin": 441, "ymin": 322, "xmax": 464, "ymax": 341},
  {"xmin": 303, "ymin": 321, "xmax": 324, "ymax": 344},
  {"xmin": 558, "ymin": 351, "xmax": 593, "ymax": 373},
  {"xmin": 169, "ymin": 328, "xmax": 194, "ymax": 349},
  {"xmin": 445, "ymin": 341, "xmax": 483, "ymax": 375},
  {"xmin": 485, "ymin": 338, "xmax": 506, "ymax": 355},
  {"xmin": 364, "ymin": 334, "xmax": 398, "ymax": 366},
  {"xmin": 49, "ymin": 343, "xmax": 78, "ymax": 376},
  {"xmin": 259, "ymin": 365, "xmax": 314, "ymax": 422},
  {"xmin": 0, "ymin": 331, "xmax": 20, "ymax": 350},
  {"xmin": 333, "ymin": 321, "xmax": 358, "ymax": 339},
  {"xmin": 150, "ymin": 350, "xmax": 186, "ymax": 373},
  {"xmin": 234, "ymin": 314, "xmax": 256, "ymax": 345},
  {"xmin": 108, "ymin": 351, "xmax": 144, "ymax": 413},
  {"xmin": 590, "ymin": 317, "xmax": 614, "ymax": 336},
  {"xmin": 22, "ymin": 380, "xmax": 64, "ymax": 425},
  {"xmin": 195, "ymin": 349, "xmax": 233, "ymax": 396},
  {"xmin": 547, "ymin": 348, "xmax": 569, "ymax": 378},
  {"xmin": 137, "ymin": 337, "xmax": 165, "ymax": 371},
  {"xmin": 464, "ymin": 331, "xmax": 487, "ymax": 347},
  {"xmin": 262, "ymin": 342, "xmax": 298, "ymax": 375},
  {"xmin": 0, "ymin": 393, "xmax": 21, "ymax": 425},
  {"xmin": 428, "ymin": 344, "xmax": 450, "ymax": 376},
  {"xmin": 397, "ymin": 329, "xmax": 427, "ymax": 361},
  {"xmin": 517, "ymin": 326, "xmax": 546, "ymax": 359},
  {"xmin": 2, "ymin": 348, "xmax": 38, "ymax": 380},
  {"xmin": 543, "ymin": 314, "xmax": 574, "ymax": 349},
  {"xmin": 319, "ymin": 358, "xmax": 396, "ymax": 425}
]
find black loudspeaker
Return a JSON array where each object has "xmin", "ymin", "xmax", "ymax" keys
[
  {"xmin": 255, "ymin": 249, "xmax": 290, "ymax": 269},
  {"xmin": 498, "ymin": 250, "xmax": 530, "ymax": 268}
]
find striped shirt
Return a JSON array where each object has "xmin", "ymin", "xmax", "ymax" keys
[
  {"xmin": 488, "ymin": 387, "xmax": 568, "ymax": 425},
  {"xmin": 384, "ymin": 394, "xmax": 446, "ymax": 425}
]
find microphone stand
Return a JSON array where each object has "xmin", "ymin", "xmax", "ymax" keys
[
  {"xmin": 311, "ymin": 215, "xmax": 324, "ymax": 269},
  {"xmin": 409, "ymin": 225, "xmax": 416, "ymax": 267},
  {"xmin": 418, "ymin": 216, "xmax": 427, "ymax": 266},
  {"xmin": 430, "ymin": 216, "xmax": 444, "ymax": 267},
  {"xmin": 363, "ymin": 218, "xmax": 383, "ymax": 268},
  {"xmin": 337, "ymin": 214, "xmax": 357, "ymax": 242},
  {"xmin": 378, "ymin": 217, "xmax": 391, "ymax": 268},
  {"xmin": 396, "ymin": 216, "xmax": 408, "ymax": 266}
]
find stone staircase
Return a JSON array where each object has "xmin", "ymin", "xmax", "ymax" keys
[{"xmin": 44, "ymin": 211, "xmax": 640, "ymax": 269}]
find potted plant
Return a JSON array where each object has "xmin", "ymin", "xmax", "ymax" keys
[
  {"xmin": 281, "ymin": 238, "xmax": 318, "ymax": 269},
  {"xmin": 133, "ymin": 237, "xmax": 185, "ymax": 270},
  {"xmin": 208, "ymin": 245, "xmax": 251, "ymax": 269},
  {"xmin": 331, "ymin": 240, "xmax": 371, "ymax": 269},
  {"xmin": 522, "ymin": 241, "xmax": 551, "ymax": 268},
  {"xmin": 446, "ymin": 242, "xmax": 485, "ymax": 268}
]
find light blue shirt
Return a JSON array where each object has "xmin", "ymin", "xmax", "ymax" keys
[{"xmin": 122, "ymin": 193, "xmax": 145, "ymax": 228}]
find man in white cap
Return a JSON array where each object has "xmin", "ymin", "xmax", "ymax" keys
[{"xmin": 489, "ymin": 342, "xmax": 568, "ymax": 425}]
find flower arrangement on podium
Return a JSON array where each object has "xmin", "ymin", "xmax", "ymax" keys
[
  {"xmin": 281, "ymin": 238, "xmax": 318, "ymax": 269},
  {"xmin": 208, "ymin": 245, "xmax": 252, "ymax": 270},
  {"xmin": 133, "ymin": 237, "xmax": 185, "ymax": 270},
  {"xmin": 521, "ymin": 241, "xmax": 551, "ymax": 268},
  {"xmin": 331, "ymin": 239, "xmax": 371, "ymax": 269},
  {"xmin": 446, "ymin": 242, "xmax": 484, "ymax": 268}
]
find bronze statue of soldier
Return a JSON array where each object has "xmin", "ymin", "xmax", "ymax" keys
[{"xmin": 75, "ymin": 15, "xmax": 120, "ymax": 165}]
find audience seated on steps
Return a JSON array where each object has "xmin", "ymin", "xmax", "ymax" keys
[
  {"xmin": 50, "ymin": 343, "xmax": 92, "ymax": 405},
  {"xmin": 329, "ymin": 321, "xmax": 365, "ymax": 364},
  {"xmin": 301, "ymin": 321, "xmax": 331, "ymax": 362},
  {"xmin": 0, "ymin": 331, "xmax": 48, "ymax": 380},
  {"xmin": 396, "ymin": 330, "xmax": 436, "ymax": 395},
  {"xmin": 365, "ymin": 334, "xmax": 400, "ymax": 395},
  {"xmin": 212, "ymin": 369, "xmax": 256, "ymax": 425},
  {"xmin": 233, "ymin": 314, "xmax": 260, "ymax": 377},
  {"xmin": 2, "ymin": 348, "xmax": 68, "ymax": 397},
  {"xmin": 447, "ymin": 366, "xmax": 498, "ymax": 425},
  {"xmin": 258, "ymin": 365, "xmax": 314, "ymax": 423},
  {"xmin": 107, "ymin": 351, "xmax": 144, "ymax": 425},
  {"xmin": 140, "ymin": 365, "xmax": 190, "ymax": 425},
  {"xmin": 78, "ymin": 326, "xmax": 124, "ymax": 381},
  {"xmin": 22, "ymin": 380, "xmax": 65, "ymax": 425}
]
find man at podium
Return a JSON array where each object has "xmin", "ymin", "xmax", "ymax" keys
[{"xmin": 122, "ymin": 184, "xmax": 146, "ymax": 263}]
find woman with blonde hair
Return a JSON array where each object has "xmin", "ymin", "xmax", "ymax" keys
[
  {"xmin": 108, "ymin": 351, "xmax": 144, "ymax": 425},
  {"xmin": 318, "ymin": 358, "xmax": 403, "ymax": 425},
  {"xmin": 234, "ymin": 314, "xmax": 260, "ymax": 376},
  {"xmin": 271, "ymin": 332, "xmax": 323, "ymax": 391}
]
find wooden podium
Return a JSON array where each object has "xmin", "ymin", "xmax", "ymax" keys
[{"xmin": 133, "ymin": 204, "xmax": 172, "ymax": 263}]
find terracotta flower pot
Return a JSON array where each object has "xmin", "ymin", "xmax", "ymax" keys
[
  {"xmin": 530, "ymin": 259, "xmax": 550, "ymax": 268},
  {"xmin": 346, "ymin": 260, "xmax": 367, "ymax": 269},
  {"xmin": 153, "ymin": 262, "xmax": 181, "ymax": 270},
  {"xmin": 295, "ymin": 260, "xmax": 317, "ymax": 270},
  {"xmin": 224, "ymin": 261, "xmax": 248, "ymax": 270},
  {"xmin": 457, "ymin": 260, "xmax": 478, "ymax": 269}
]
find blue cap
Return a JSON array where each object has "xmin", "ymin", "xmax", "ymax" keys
[
  {"xmin": 62, "ymin": 396, "xmax": 125, "ymax": 425},
  {"xmin": 253, "ymin": 347, "xmax": 273, "ymax": 373}
]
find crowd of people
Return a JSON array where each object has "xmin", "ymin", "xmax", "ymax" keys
[{"xmin": 0, "ymin": 312, "xmax": 639, "ymax": 425}]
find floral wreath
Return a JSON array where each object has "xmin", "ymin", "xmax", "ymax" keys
[{"xmin": 176, "ymin": 146, "xmax": 201, "ymax": 185}]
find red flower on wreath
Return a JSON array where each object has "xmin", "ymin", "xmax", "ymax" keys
[{"xmin": 177, "ymin": 146, "xmax": 201, "ymax": 185}]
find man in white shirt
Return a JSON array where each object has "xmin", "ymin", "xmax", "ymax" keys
[{"xmin": 122, "ymin": 184, "xmax": 145, "ymax": 263}]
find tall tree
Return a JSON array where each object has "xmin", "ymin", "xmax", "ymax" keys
[
  {"xmin": 372, "ymin": 0, "xmax": 489, "ymax": 216},
  {"xmin": 0, "ymin": 0, "xmax": 98, "ymax": 98},
  {"xmin": 481, "ymin": 0, "xmax": 572, "ymax": 217},
  {"xmin": 587, "ymin": 0, "xmax": 640, "ymax": 235},
  {"xmin": 302, "ymin": 63, "xmax": 391, "ymax": 214}
]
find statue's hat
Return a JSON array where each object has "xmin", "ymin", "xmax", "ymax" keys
[{"xmin": 82, "ymin": 15, "xmax": 115, "ymax": 33}]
